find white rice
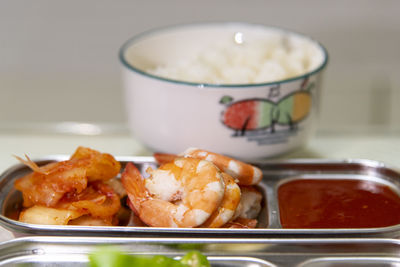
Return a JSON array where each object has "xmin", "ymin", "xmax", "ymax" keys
[{"xmin": 147, "ymin": 34, "xmax": 323, "ymax": 84}]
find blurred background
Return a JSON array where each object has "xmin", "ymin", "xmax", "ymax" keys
[{"xmin": 1, "ymin": 0, "xmax": 399, "ymax": 134}]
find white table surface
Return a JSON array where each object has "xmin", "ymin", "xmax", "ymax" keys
[{"xmin": 1, "ymin": 128, "xmax": 399, "ymax": 243}]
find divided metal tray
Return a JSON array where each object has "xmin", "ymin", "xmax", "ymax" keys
[{"xmin": 1, "ymin": 156, "xmax": 400, "ymax": 238}]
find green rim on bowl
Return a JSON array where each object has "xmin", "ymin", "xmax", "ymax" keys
[{"xmin": 119, "ymin": 22, "xmax": 329, "ymax": 88}]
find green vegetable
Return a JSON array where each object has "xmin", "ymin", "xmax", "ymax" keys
[
  {"xmin": 88, "ymin": 247, "xmax": 133, "ymax": 267},
  {"xmin": 88, "ymin": 247, "xmax": 210, "ymax": 267},
  {"xmin": 180, "ymin": 251, "xmax": 210, "ymax": 267},
  {"xmin": 174, "ymin": 244, "xmax": 205, "ymax": 251}
]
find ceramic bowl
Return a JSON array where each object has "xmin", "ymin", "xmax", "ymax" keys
[{"xmin": 119, "ymin": 22, "xmax": 328, "ymax": 159}]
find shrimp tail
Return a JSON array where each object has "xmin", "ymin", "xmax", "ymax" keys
[
  {"xmin": 121, "ymin": 162, "xmax": 149, "ymax": 214},
  {"xmin": 153, "ymin": 153, "xmax": 179, "ymax": 165},
  {"xmin": 122, "ymin": 163, "xmax": 180, "ymax": 227}
]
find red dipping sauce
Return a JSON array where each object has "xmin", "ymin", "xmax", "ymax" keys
[{"xmin": 278, "ymin": 179, "xmax": 400, "ymax": 228}]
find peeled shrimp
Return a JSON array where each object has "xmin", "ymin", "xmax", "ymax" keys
[
  {"xmin": 121, "ymin": 157, "xmax": 225, "ymax": 227},
  {"xmin": 155, "ymin": 148, "xmax": 263, "ymax": 185},
  {"xmin": 233, "ymin": 186, "xmax": 263, "ymax": 221},
  {"xmin": 201, "ymin": 172, "xmax": 241, "ymax": 228}
]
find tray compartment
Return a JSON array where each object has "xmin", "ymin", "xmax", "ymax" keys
[
  {"xmin": 275, "ymin": 174, "xmax": 400, "ymax": 229},
  {"xmin": 1, "ymin": 156, "xmax": 400, "ymax": 237}
]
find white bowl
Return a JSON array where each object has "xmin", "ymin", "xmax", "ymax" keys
[{"xmin": 119, "ymin": 22, "xmax": 328, "ymax": 160}]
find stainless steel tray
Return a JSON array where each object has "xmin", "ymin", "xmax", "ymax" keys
[
  {"xmin": 1, "ymin": 155, "xmax": 400, "ymax": 238},
  {"xmin": 1, "ymin": 236, "xmax": 400, "ymax": 266}
]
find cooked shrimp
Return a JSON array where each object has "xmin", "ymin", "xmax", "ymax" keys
[
  {"xmin": 121, "ymin": 157, "xmax": 225, "ymax": 227},
  {"xmin": 154, "ymin": 149, "xmax": 262, "ymax": 185},
  {"xmin": 233, "ymin": 186, "xmax": 263, "ymax": 220},
  {"xmin": 201, "ymin": 172, "xmax": 241, "ymax": 228},
  {"xmin": 153, "ymin": 152, "xmax": 179, "ymax": 165},
  {"xmin": 183, "ymin": 148, "xmax": 262, "ymax": 185},
  {"xmin": 125, "ymin": 200, "xmax": 148, "ymax": 227}
]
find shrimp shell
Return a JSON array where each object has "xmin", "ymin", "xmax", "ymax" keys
[
  {"xmin": 200, "ymin": 172, "xmax": 241, "ymax": 228},
  {"xmin": 183, "ymin": 148, "xmax": 263, "ymax": 185}
]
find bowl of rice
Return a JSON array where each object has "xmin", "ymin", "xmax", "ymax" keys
[{"xmin": 119, "ymin": 22, "xmax": 328, "ymax": 159}]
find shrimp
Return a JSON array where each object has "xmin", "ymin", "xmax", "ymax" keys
[
  {"xmin": 183, "ymin": 148, "xmax": 262, "ymax": 185},
  {"xmin": 153, "ymin": 152, "xmax": 178, "ymax": 165},
  {"xmin": 233, "ymin": 186, "xmax": 263, "ymax": 220},
  {"xmin": 222, "ymin": 187, "xmax": 262, "ymax": 228},
  {"xmin": 200, "ymin": 172, "xmax": 241, "ymax": 228},
  {"xmin": 121, "ymin": 157, "xmax": 225, "ymax": 227},
  {"xmin": 155, "ymin": 148, "xmax": 263, "ymax": 185}
]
